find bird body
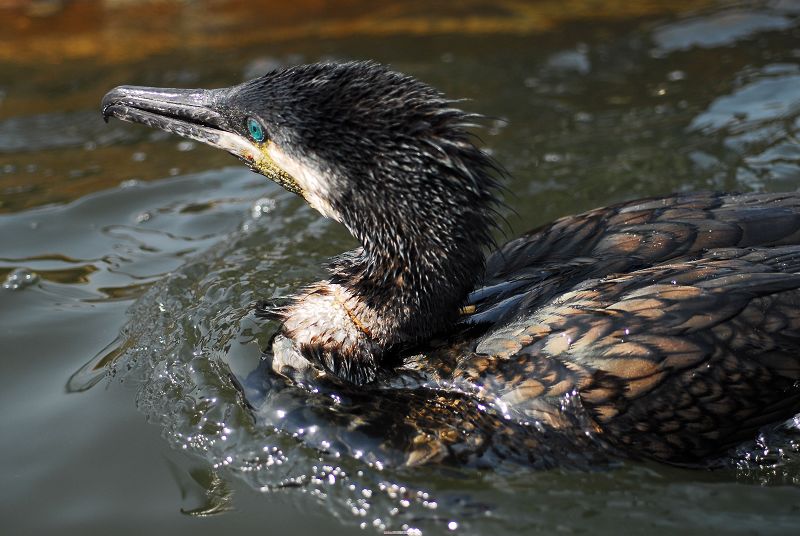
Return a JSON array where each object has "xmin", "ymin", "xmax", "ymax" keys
[
  {"xmin": 102, "ymin": 62, "xmax": 800, "ymax": 466},
  {"xmin": 452, "ymin": 191, "xmax": 800, "ymax": 462}
]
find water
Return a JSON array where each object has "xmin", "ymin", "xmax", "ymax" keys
[{"xmin": 2, "ymin": 1, "xmax": 800, "ymax": 534}]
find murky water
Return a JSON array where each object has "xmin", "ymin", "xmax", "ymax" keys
[{"xmin": 3, "ymin": 1, "xmax": 800, "ymax": 534}]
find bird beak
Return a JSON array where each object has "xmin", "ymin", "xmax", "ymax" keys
[
  {"xmin": 101, "ymin": 84, "xmax": 304, "ymax": 195},
  {"xmin": 101, "ymin": 85, "xmax": 263, "ymax": 167}
]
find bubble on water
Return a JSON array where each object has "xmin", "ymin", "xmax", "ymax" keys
[
  {"xmin": 667, "ymin": 70, "xmax": 686, "ymax": 81},
  {"xmin": 251, "ymin": 197, "xmax": 277, "ymax": 218},
  {"xmin": 136, "ymin": 211, "xmax": 152, "ymax": 223},
  {"xmin": 3, "ymin": 268, "xmax": 39, "ymax": 290},
  {"xmin": 119, "ymin": 179, "xmax": 141, "ymax": 189}
]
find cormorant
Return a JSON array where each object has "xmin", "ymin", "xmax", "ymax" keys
[{"xmin": 102, "ymin": 61, "xmax": 800, "ymax": 465}]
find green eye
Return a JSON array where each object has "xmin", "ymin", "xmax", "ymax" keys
[{"xmin": 247, "ymin": 117, "xmax": 265, "ymax": 142}]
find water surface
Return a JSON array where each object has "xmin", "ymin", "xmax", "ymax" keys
[{"xmin": 2, "ymin": 1, "xmax": 800, "ymax": 534}]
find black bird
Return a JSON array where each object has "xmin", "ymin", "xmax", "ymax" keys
[{"xmin": 102, "ymin": 61, "xmax": 800, "ymax": 466}]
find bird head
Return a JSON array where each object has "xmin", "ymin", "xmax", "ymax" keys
[
  {"xmin": 102, "ymin": 61, "xmax": 499, "ymax": 240},
  {"xmin": 102, "ymin": 61, "xmax": 502, "ymax": 384}
]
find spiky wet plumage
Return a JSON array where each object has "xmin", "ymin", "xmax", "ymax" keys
[
  {"xmin": 103, "ymin": 63, "xmax": 800, "ymax": 466},
  {"xmin": 246, "ymin": 62, "xmax": 504, "ymax": 383}
]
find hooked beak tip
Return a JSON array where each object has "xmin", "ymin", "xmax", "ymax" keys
[{"xmin": 100, "ymin": 86, "xmax": 136, "ymax": 123}]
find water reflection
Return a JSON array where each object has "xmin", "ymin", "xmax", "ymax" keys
[
  {"xmin": 690, "ymin": 63, "xmax": 800, "ymax": 190},
  {"xmin": 652, "ymin": 8, "xmax": 794, "ymax": 52}
]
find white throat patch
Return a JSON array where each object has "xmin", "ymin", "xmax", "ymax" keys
[{"xmin": 267, "ymin": 144, "xmax": 341, "ymax": 222}]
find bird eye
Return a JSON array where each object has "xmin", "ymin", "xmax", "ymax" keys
[{"xmin": 246, "ymin": 117, "xmax": 265, "ymax": 142}]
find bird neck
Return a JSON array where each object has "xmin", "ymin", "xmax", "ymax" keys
[
  {"xmin": 336, "ymin": 206, "xmax": 488, "ymax": 341},
  {"xmin": 280, "ymin": 197, "xmax": 492, "ymax": 385}
]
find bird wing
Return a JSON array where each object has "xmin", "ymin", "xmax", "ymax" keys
[
  {"xmin": 471, "ymin": 192, "xmax": 800, "ymax": 326},
  {"xmin": 462, "ymin": 246, "xmax": 800, "ymax": 462},
  {"xmin": 487, "ymin": 191, "xmax": 800, "ymax": 276}
]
